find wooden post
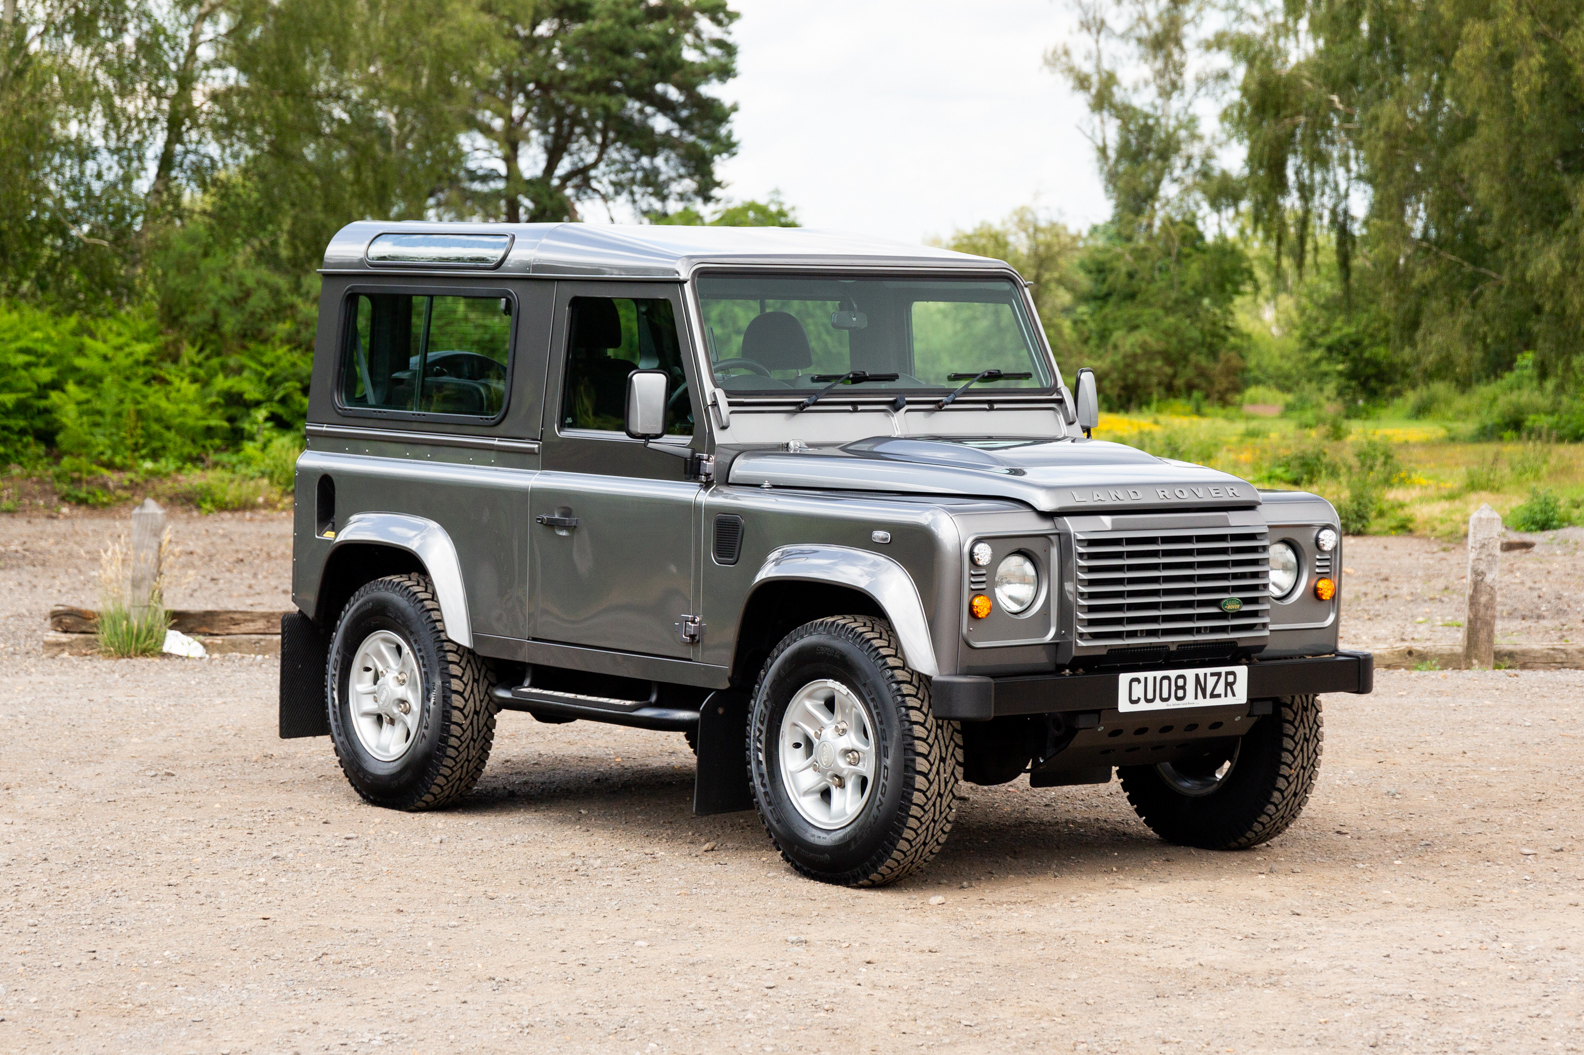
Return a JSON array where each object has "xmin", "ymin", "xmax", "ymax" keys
[
  {"xmin": 129, "ymin": 498, "xmax": 167, "ymax": 620},
  {"xmin": 1462, "ymin": 503, "xmax": 1501, "ymax": 669}
]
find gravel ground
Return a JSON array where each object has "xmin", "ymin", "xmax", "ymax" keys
[
  {"xmin": 1340, "ymin": 531, "xmax": 1584, "ymax": 650},
  {"xmin": 3, "ymin": 512, "xmax": 1582, "ymax": 1053}
]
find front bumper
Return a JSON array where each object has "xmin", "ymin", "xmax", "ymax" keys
[{"xmin": 931, "ymin": 650, "xmax": 1373, "ymax": 722}]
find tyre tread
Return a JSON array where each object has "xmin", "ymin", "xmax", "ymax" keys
[
  {"xmin": 751, "ymin": 615, "xmax": 961, "ymax": 887},
  {"xmin": 331, "ymin": 573, "xmax": 495, "ymax": 811},
  {"xmin": 1118, "ymin": 694, "xmax": 1322, "ymax": 850}
]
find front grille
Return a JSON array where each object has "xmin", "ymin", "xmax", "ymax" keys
[{"xmin": 1074, "ymin": 522, "xmax": 1270, "ymax": 649}]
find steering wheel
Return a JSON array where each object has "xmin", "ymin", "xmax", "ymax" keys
[
  {"xmin": 712, "ymin": 357, "xmax": 773, "ymax": 380},
  {"xmin": 668, "ymin": 379, "xmax": 693, "ymax": 417}
]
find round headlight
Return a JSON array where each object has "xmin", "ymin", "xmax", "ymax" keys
[
  {"xmin": 1269, "ymin": 541, "xmax": 1301, "ymax": 600},
  {"xmin": 970, "ymin": 541, "xmax": 994, "ymax": 567},
  {"xmin": 1315, "ymin": 526, "xmax": 1339, "ymax": 552},
  {"xmin": 993, "ymin": 553, "xmax": 1038, "ymax": 614}
]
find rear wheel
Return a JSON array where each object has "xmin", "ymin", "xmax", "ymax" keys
[
  {"xmin": 327, "ymin": 573, "xmax": 496, "ymax": 810},
  {"xmin": 1117, "ymin": 695, "xmax": 1322, "ymax": 850},
  {"xmin": 748, "ymin": 616, "xmax": 961, "ymax": 886}
]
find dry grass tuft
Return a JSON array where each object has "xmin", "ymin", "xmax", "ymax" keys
[{"xmin": 95, "ymin": 531, "xmax": 171, "ymax": 658}]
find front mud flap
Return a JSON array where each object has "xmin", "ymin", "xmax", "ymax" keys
[{"xmin": 693, "ymin": 689, "xmax": 754, "ymax": 815}]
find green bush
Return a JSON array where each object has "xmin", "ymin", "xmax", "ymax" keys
[
  {"xmin": 47, "ymin": 313, "xmax": 228, "ymax": 468},
  {"xmin": 1461, "ymin": 354, "xmax": 1584, "ymax": 441},
  {"xmin": 259, "ymin": 434, "xmax": 303, "ymax": 492},
  {"xmin": 1523, "ymin": 410, "xmax": 1584, "ymax": 442},
  {"xmin": 0, "ymin": 302, "xmax": 74, "ymax": 466},
  {"xmin": 1130, "ymin": 425, "xmax": 1221, "ymax": 465},
  {"xmin": 1351, "ymin": 436, "xmax": 1403, "ymax": 484},
  {"xmin": 1509, "ymin": 488, "xmax": 1571, "ymax": 532},
  {"xmin": 1337, "ymin": 484, "xmax": 1378, "ymax": 534},
  {"xmin": 0, "ymin": 296, "xmax": 311, "ymax": 484},
  {"xmin": 180, "ymin": 470, "xmax": 273, "ymax": 513},
  {"xmin": 1262, "ymin": 444, "xmax": 1332, "ymax": 486},
  {"xmin": 1404, "ymin": 381, "xmax": 1458, "ymax": 419}
]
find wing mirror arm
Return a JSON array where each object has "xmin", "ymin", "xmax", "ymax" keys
[
  {"xmin": 625, "ymin": 370, "xmax": 714, "ymax": 482},
  {"xmin": 1074, "ymin": 367, "xmax": 1099, "ymax": 439}
]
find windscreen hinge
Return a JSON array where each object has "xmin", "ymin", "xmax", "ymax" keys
[{"xmin": 687, "ymin": 453, "xmax": 715, "ymax": 484}]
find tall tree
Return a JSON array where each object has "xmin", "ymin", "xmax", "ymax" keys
[
  {"xmin": 941, "ymin": 207, "xmax": 1084, "ymax": 358},
  {"xmin": 215, "ymin": 0, "xmax": 483, "ymax": 273},
  {"xmin": 1049, "ymin": 0, "xmax": 1251, "ymax": 407},
  {"xmin": 463, "ymin": 0, "xmax": 738, "ymax": 223},
  {"xmin": 1223, "ymin": 0, "xmax": 1584, "ymax": 382}
]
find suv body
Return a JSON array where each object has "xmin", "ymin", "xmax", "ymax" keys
[{"xmin": 280, "ymin": 222, "xmax": 1372, "ymax": 886}]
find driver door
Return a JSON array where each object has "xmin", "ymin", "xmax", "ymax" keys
[{"xmin": 530, "ymin": 282, "xmax": 706, "ymax": 660}]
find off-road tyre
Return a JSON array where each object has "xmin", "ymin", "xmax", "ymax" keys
[
  {"xmin": 748, "ymin": 616, "xmax": 961, "ymax": 887},
  {"xmin": 683, "ymin": 727, "xmax": 698, "ymax": 755},
  {"xmin": 327, "ymin": 573, "xmax": 496, "ymax": 810},
  {"xmin": 1117, "ymin": 694, "xmax": 1322, "ymax": 850}
]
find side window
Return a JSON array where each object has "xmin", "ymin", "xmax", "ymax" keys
[
  {"xmin": 341, "ymin": 292, "xmax": 512, "ymax": 418},
  {"xmin": 559, "ymin": 296, "xmax": 691, "ymax": 436}
]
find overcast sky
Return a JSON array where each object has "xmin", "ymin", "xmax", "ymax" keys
[{"xmin": 707, "ymin": 0, "xmax": 1110, "ymax": 245}]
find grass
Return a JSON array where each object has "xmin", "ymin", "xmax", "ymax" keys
[
  {"xmin": 96, "ymin": 601, "xmax": 169, "ymax": 658},
  {"xmin": 95, "ymin": 538, "xmax": 170, "ymax": 658},
  {"xmin": 1092, "ymin": 411, "xmax": 1584, "ymax": 538}
]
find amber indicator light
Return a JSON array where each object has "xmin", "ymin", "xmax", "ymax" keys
[
  {"xmin": 1313, "ymin": 577, "xmax": 1336, "ymax": 601},
  {"xmin": 969, "ymin": 594, "xmax": 993, "ymax": 619}
]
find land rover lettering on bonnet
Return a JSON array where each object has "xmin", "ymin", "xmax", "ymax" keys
[{"xmin": 278, "ymin": 222, "xmax": 1373, "ymax": 887}]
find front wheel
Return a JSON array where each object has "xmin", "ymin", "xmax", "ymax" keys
[
  {"xmin": 327, "ymin": 573, "xmax": 496, "ymax": 810},
  {"xmin": 1117, "ymin": 694, "xmax": 1323, "ymax": 850},
  {"xmin": 748, "ymin": 616, "xmax": 961, "ymax": 886}
]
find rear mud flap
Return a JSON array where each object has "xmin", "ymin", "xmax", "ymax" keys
[{"xmin": 279, "ymin": 611, "xmax": 330, "ymax": 738}]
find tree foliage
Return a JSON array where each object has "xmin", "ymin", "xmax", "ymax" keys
[
  {"xmin": 0, "ymin": 0, "xmax": 743, "ymax": 471},
  {"xmin": 652, "ymin": 191, "xmax": 798, "ymax": 227},
  {"xmin": 1048, "ymin": 0, "xmax": 1252, "ymax": 407},
  {"xmin": 941, "ymin": 206, "xmax": 1084, "ymax": 359},
  {"xmin": 464, "ymin": 0, "xmax": 737, "ymax": 223},
  {"xmin": 1224, "ymin": 0, "xmax": 1584, "ymax": 383}
]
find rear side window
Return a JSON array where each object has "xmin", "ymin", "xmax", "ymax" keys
[{"xmin": 341, "ymin": 292, "xmax": 512, "ymax": 418}]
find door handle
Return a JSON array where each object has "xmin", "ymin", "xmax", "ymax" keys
[{"xmin": 535, "ymin": 514, "xmax": 580, "ymax": 530}]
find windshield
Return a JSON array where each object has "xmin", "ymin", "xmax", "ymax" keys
[{"xmin": 694, "ymin": 275, "xmax": 1053, "ymax": 397}]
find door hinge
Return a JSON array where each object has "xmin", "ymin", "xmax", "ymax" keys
[{"xmin": 676, "ymin": 614, "xmax": 705, "ymax": 645}]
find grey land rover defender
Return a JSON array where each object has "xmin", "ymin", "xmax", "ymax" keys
[{"xmin": 278, "ymin": 222, "xmax": 1373, "ymax": 887}]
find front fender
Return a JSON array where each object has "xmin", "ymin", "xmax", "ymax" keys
[
  {"xmin": 332, "ymin": 513, "xmax": 473, "ymax": 649},
  {"xmin": 752, "ymin": 545, "xmax": 938, "ymax": 677}
]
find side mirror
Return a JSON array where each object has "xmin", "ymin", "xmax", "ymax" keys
[
  {"xmin": 1075, "ymin": 367, "xmax": 1099, "ymax": 436},
  {"xmin": 625, "ymin": 369, "xmax": 669, "ymax": 439}
]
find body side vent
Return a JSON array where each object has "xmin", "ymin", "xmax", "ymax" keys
[{"xmin": 713, "ymin": 514, "xmax": 744, "ymax": 566}]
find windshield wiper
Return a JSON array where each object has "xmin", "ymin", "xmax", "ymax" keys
[
  {"xmin": 797, "ymin": 371, "xmax": 899, "ymax": 412},
  {"xmin": 937, "ymin": 369, "xmax": 1034, "ymax": 409}
]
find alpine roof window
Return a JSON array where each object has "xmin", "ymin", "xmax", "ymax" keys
[{"xmin": 366, "ymin": 233, "xmax": 512, "ymax": 268}]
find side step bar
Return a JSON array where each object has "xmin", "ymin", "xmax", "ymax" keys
[{"xmin": 489, "ymin": 684, "xmax": 699, "ymax": 731}]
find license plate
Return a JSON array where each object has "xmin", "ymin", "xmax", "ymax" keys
[{"xmin": 1117, "ymin": 665, "xmax": 1247, "ymax": 712}]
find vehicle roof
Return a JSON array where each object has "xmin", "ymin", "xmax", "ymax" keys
[{"xmin": 321, "ymin": 221, "xmax": 1012, "ymax": 279}]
